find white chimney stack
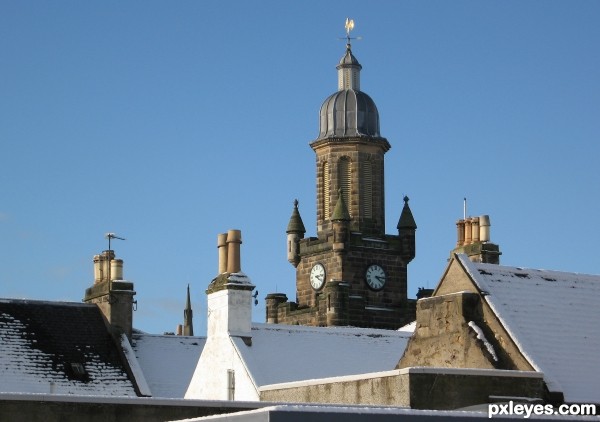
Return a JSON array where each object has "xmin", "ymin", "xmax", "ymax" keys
[{"xmin": 206, "ymin": 229, "xmax": 255, "ymax": 339}]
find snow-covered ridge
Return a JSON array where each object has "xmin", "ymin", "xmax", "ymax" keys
[
  {"xmin": 467, "ymin": 321, "xmax": 498, "ymax": 362},
  {"xmin": 457, "ymin": 254, "xmax": 600, "ymax": 404}
]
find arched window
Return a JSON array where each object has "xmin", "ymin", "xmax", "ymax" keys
[
  {"xmin": 361, "ymin": 160, "xmax": 373, "ymax": 219},
  {"xmin": 323, "ymin": 161, "xmax": 330, "ymax": 219},
  {"xmin": 338, "ymin": 157, "xmax": 351, "ymax": 215}
]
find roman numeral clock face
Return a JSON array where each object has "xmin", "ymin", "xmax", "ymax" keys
[{"xmin": 365, "ymin": 264, "xmax": 386, "ymax": 290}]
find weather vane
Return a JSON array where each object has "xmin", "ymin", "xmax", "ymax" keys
[{"xmin": 342, "ymin": 18, "xmax": 361, "ymax": 46}]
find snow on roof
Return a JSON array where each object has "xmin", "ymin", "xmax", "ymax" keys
[
  {"xmin": 233, "ymin": 323, "xmax": 412, "ymax": 388},
  {"xmin": 398, "ymin": 320, "xmax": 416, "ymax": 332},
  {"xmin": 0, "ymin": 299, "xmax": 137, "ymax": 396},
  {"xmin": 131, "ymin": 332, "xmax": 205, "ymax": 398},
  {"xmin": 457, "ymin": 254, "xmax": 600, "ymax": 404}
]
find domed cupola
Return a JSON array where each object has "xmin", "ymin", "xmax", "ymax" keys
[{"xmin": 317, "ymin": 43, "xmax": 381, "ymax": 139}]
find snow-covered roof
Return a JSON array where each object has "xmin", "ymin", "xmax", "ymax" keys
[
  {"xmin": 0, "ymin": 299, "xmax": 137, "ymax": 396},
  {"xmin": 457, "ymin": 254, "xmax": 600, "ymax": 404},
  {"xmin": 131, "ymin": 332, "xmax": 205, "ymax": 398},
  {"xmin": 398, "ymin": 320, "xmax": 416, "ymax": 332},
  {"xmin": 234, "ymin": 323, "xmax": 413, "ymax": 388}
]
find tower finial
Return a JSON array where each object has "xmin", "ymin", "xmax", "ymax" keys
[{"xmin": 341, "ymin": 18, "xmax": 361, "ymax": 49}]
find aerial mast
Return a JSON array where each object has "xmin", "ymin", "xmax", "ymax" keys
[{"xmin": 105, "ymin": 232, "xmax": 125, "ymax": 284}]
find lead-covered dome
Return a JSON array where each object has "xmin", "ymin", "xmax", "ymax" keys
[
  {"xmin": 319, "ymin": 90, "xmax": 380, "ymax": 138},
  {"xmin": 317, "ymin": 44, "xmax": 381, "ymax": 139}
]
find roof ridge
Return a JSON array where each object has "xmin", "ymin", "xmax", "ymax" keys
[{"xmin": 0, "ymin": 298, "xmax": 94, "ymax": 307}]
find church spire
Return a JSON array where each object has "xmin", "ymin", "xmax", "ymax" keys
[{"xmin": 183, "ymin": 284, "xmax": 194, "ymax": 336}]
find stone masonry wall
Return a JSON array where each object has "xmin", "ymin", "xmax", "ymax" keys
[
  {"xmin": 259, "ymin": 368, "xmax": 545, "ymax": 410},
  {"xmin": 398, "ymin": 292, "xmax": 499, "ymax": 369}
]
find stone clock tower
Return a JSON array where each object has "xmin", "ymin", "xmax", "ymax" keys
[{"xmin": 266, "ymin": 36, "xmax": 417, "ymax": 330}]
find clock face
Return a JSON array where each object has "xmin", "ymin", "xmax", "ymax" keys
[
  {"xmin": 310, "ymin": 263, "xmax": 326, "ymax": 290},
  {"xmin": 365, "ymin": 264, "xmax": 386, "ymax": 290}
]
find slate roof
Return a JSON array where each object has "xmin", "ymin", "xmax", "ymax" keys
[
  {"xmin": 457, "ymin": 254, "xmax": 600, "ymax": 404},
  {"xmin": 233, "ymin": 323, "xmax": 413, "ymax": 388},
  {"xmin": 0, "ymin": 299, "xmax": 138, "ymax": 396},
  {"xmin": 131, "ymin": 332, "xmax": 205, "ymax": 398}
]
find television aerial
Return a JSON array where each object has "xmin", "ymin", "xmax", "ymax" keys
[{"xmin": 105, "ymin": 232, "xmax": 126, "ymax": 251}]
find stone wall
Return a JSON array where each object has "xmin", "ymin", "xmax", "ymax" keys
[
  {"xmin": 266, "ymin": 286, "xmax": 414, "ymax": 330},
  {"xmin": 259, "ymin": 368, "xmax": 545, "ymax": 410},
  {"xmin": 432, "ymin": 258, "xmax": 534, "ymax": 372},
  {"xmin": 398, "ymin": 292, "xmax": 499, "ymax": 369},
  {"xmin": 407, "ymin": 368, "xmax": 544, "ymax": 410},
  {"xmin": 260, "ymin": 370, "xmax": 410, "ymax": 407}
]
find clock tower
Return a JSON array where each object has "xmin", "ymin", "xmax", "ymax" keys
[{"xmin": 266, "ymin": 29, "xmax": 417, "ymax": 330}]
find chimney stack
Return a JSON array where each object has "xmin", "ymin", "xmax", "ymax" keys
[
  {"xmin": 84, "ymin": 249, "xmax": 136, "ymax": 339},
  {"xmin": 451, "ymin": 214, "xmax": 501, "ymax": 265},
  {"xmin": 206, "ymin": 229, "xmax": 255, "ymax": 339},
  {"xmin": 186, "ymin": 229, "xmax": 255, "ymax": 401}
]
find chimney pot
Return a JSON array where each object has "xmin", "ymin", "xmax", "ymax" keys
[
  {"xmin": 217, "ymin": 233, "xmax": 228, "ymax": 274},
  {"xmin": 226, "ymin": 230, "xmax": 242, "ymax": 274},
  {"xmin": 471, "ymin": 217, "xmax": 480, "ymax": 243},
  {"xmin": 456, "ymin": 220, "xmax": 465, "ymax": 247},
  {"xmin": 464, "ymin": 218, "xmax": 473, "ymax": 245},
  {"xmin": 111, "ymin": 259, "xmax": 123, "ymax": 281},
  {"xmin": 479, "ymin": 215, "xmax": 491, "ymax": 242}
]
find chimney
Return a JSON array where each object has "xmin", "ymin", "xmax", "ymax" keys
[
  {"xmin": 206, "ymin": 229, "xmax": 255, "ymax": 339},
  {"xmin": 456, "ymin": 219, "xmax": 465, "ymax": 247},
  {"xmin": 226, "ymin": 229, "xmax": 242, "ymax": 274},
  {"xmin": 84, "ymin": 249, "xmax": 136, "ymax": 339},
  {"xmin": 217, "ymin": 233, "xmax": 228, "ymax": 274},
  {"xmin": 464, "ymin": 218, "xmax": 473, "ymax": 245},
  {"xmin": 93, "ymin": 250, "xmax": 115, "ymax": 283},
  {"xmin": 450, "ymin": 214, "xmax": 501, "ymax": 265},
  {"xmin": 471, "ymin": 217, "xmax": 480, "ymax": 243},
  {"xmin": 479, "ymin": 215, "xmax": 491, "ymax": 242}
]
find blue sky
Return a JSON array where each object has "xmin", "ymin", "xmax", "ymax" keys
[{"xmin": 1, "ymin": 1, "xmax": 599, "ymax": 335}]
